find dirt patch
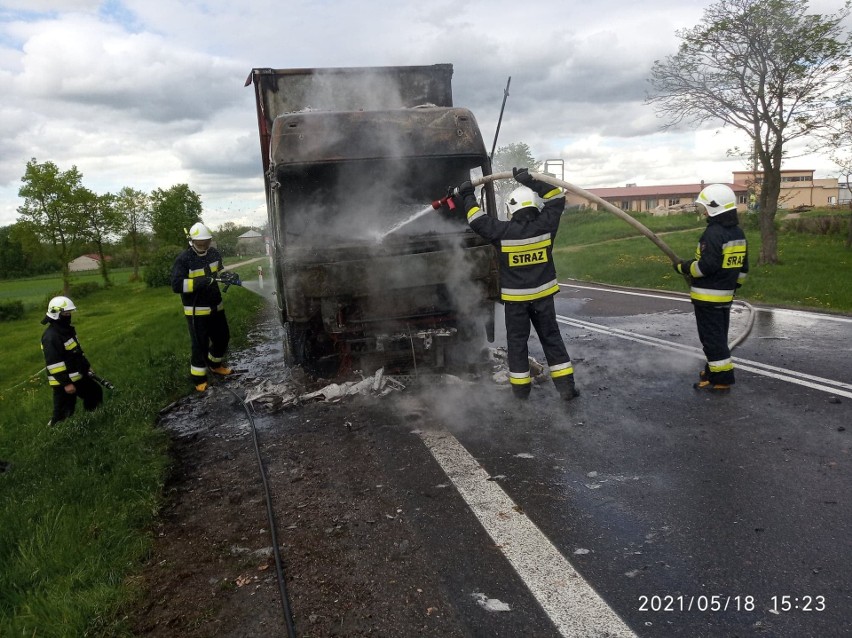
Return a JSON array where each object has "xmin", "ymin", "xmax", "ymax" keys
[{"xmin": 129, "ymin": 311, "xmax": 474, "ymax": 637}]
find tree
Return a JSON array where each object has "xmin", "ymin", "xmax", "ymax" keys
[
  {"xmin": 114, "ymin": 187, "xmax": 151, "ymax": 279},
  {"xmin": 492, "ymin": 143, "xmax": 541, "ymax": 212},
  {"xmin": 0, "ymin": 225, "xmax": 30, "ymax": 279},
  {"xmin": 77, "ymin": 188, "xmax": 122, "ymax": 287},
  {"xmin": 820, "ymin": 96, "xmax": 852, "ymax": 247},
  {"xmin": 150, "ymin": 184, "xmax": 203, "ymax": 245},
  {"xmin": 647, "ymin": 0, "xmax": 852, "ymax": 264},
  {"xmin": 16, "ymin": 159, "xmax": 88, "ymax": 295},
  {"xmin": 214, "ymin": 221, "xmax": 254, "ymax": 257}
]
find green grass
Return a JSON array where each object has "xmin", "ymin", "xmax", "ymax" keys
[
  {"xmin": 554, "ymin": 216, "xmax": 852, "ymax": 313},
  {"xmin": 559, "ymin": 209, "xmax": 706, "ymax": 246},
  {"xmin": 0, "ymin": 277, "xmax": 265, "ymax": 637},
  {"xmin": 0, "ymin": 268, "xmax": 140, "ymax": 310},
  {"xmin": 0, "ymin": 225, "xmax": 848, "ymax": 634}
]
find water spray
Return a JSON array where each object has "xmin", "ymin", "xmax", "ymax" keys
[{"xmin": 377, "ymin": 189, "xmax": 461, "ymax": 241}]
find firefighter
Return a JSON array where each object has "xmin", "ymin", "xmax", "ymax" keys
[
  {"xmin": 171, "ymin": 222, "xmax": 233, "ymax": 391},
  {"xmin": 454, "ymin": 168, "xmax": 578, "ymax": 402},
  {"xmin": 674, "ymin": 183, "xmax": 749, "ymax": 392},
  {"xmin": 40, "ymin": 296, "xmax": 103, "ymax": 426}
]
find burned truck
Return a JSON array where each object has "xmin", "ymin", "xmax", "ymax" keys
[{"xmin": 246, "ymin": 65, "xmax": 499, "ymax": 375}]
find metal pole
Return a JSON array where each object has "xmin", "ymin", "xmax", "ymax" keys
[{"xmin": 489, "ymin": 76, "xmax": 511, "ymax": 164}]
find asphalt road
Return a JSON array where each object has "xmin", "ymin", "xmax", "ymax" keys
[
  {"xmin": 236, "ymin": 276, "xmax": 850, "ymax": 637},
  {"xmin": 401, "ymin": 281, "xmax": 851, "ymax": 638}
]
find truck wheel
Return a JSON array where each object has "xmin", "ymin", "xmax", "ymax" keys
[
  {"xmin": 282, "ymin": 321, "xmax": 307, "ymax": 367},
  {"xmin": 282, "ymin": 320, "xmax": 339, "ymax": 377}
]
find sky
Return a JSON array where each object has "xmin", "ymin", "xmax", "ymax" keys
[{"xmin": 0, "ymin": 0, "xmax": 849, "ymax": 231}]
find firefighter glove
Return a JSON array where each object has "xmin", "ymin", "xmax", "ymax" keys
[
  {"xmin": 454, "ymin": 181, "xmax": 477, "ymax": 212},
  {"xmin": 674, "ymin": 260, "xmax": 691, "ymax": 275},
  {"xmin": 513, "ymin": 167, "xmax": 533, "ymax": 185}
]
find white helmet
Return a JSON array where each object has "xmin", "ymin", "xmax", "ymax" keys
[
  {"xmin": 505, "ymin": 186, "xmax": 542, "ymax": 219},
  {"xmin": 188, "ymin": 222, "xmax": 213, "ymax": 240},
  {"xmin": 46, "ymin": 296, "xmax": 76, "ymax": 320},
  {"xmin": 695, "ymin": 184, "xmax": 737, "ymax": 217}
]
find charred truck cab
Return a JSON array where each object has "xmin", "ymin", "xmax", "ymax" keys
[{"xmin": 247, "ymin": 65, "xmax": 499, "ymax": 375}]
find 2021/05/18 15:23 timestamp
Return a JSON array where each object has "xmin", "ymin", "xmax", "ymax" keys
[
  {"xmin": 770, "ymin": 595, "xmax": 826, "ymax": 612},
  {"xmin": 637, "ymin": 595, "xmax": 826, "ymax": 613}
]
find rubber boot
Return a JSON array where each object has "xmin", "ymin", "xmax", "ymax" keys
[
  {"xmin": 560, "ymin": 381, "xmax": 580, "ymax": 402},
  {"xmin": 693, "ymin": 380, "xmax": 731, "ymax": 393}
]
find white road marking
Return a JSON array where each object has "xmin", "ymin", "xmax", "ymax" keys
[
  {"xmin": 417, "ymin": 429, "xmax": 637, "ymax": 638},
  {"xmin": 557, "ymin": 315, "xmax": 852, "ymax": 398},
  {"xmin": 559, "ymin": 281, "xmax": 852, "ymax": 323}
]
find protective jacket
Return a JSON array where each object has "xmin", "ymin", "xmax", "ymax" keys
[
  {"xmin": 459, "ymin": 181, "xmax": 575, "ymax": 400},
  {"xmin": 171, "ymin": 246, "xmax": 225, "ymax": 315},
  {"xmin": 461, "ymin": 186, "xmax": 565, "ymax": 302},
  {"xmin": 680, "ymin": 210, "xmax": 748, "ymax": 305},
  {"xmin": 41, "ymin": 318, "xmax": 92, "ymax": 386}
]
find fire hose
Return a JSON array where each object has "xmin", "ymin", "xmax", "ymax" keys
[{"xmin": 440, "ymin": 171, "xmax": 754, "ymax": 350}]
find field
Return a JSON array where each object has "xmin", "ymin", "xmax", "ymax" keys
[
  {"xmin": 0, "ymin": 266, "xmax": 265, "ymax": 637},
  {"xmin": 0, "ymin": 216, "xmax": 849, "ymax": 635}
]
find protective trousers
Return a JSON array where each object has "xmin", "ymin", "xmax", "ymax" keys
[
  {"xmin": 505, "ymin": 296, "xmax": 574, "ymax": 399},
  {"xmin": 51, "ymin": 376, "xmax": 103, "ymax": 424},
  {"xmin": 693, "ymin": 302, "xmax": 735, "ymax": 385},
  {"xmin": 186, "ymin": 309, "xmax": 230, "ymax": 383}
]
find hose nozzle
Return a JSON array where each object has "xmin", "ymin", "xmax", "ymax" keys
[{"xmin": 432, "ymin": 187, "xmax": 460, "ymax": 211}]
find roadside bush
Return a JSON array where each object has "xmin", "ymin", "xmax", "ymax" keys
[
  {"xmin": 70, "ymin": 281, "xmax": 102, "ymax": 299},
  {"xmin": 782, "ymin": 216, "xmax": 845, "ymax": 235},
  {"xmin": 144, "ymin": 245, "xmax": 183, "ymax": 288},
  {"xmin": 0, "ymin": 299, "xmax": 24, "ymax": 322}
]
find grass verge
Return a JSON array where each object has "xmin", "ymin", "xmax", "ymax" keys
[
  {"xmin": 0, "ymin": 280, "xmax": 265, "ymax": 636},
  {"xmin": 554, "ymin": 215, "xmax": 852, "ymax": 313}
]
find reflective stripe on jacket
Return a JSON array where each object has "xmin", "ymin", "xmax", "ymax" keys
[
  {"xmin": 41, "ymin": 320, "xmax": 90, "ymax": 386},
  {"xmin": 171, "ymin": 247, "xmax": 225, "ymax": 311},
  {"xmin": 687, "ymin": 211, "xmax": 748, "ymax": 305},
  {"xmin": 465, "ymin": 187, "xmax": 565, "ymax": 303}
]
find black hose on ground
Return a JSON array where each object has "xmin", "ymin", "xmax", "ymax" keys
[
  {"xmin": 470, "ymin": 171, "xmax": 754, "ymax": 350},
  {"xmin": 224, "ymin": 385, "xmax": 298, "ymax": 638}
]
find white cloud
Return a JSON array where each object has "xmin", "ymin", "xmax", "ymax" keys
[{"xmin": 0, "ymin": 0, "xmax": 847, "ymax": 230}]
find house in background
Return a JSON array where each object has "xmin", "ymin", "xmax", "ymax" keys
[
  {"xmin": 568, "ymin": 181, "xmax": 749, "ymax": 216},
  {"xmin": 68, "ymin": 254, "xmax": 110, "ymax": 272},
  {"xmin": 565, "ymin": 169, "xmax": 840, "ymax": 215},
  {"xmin": 731, "ymin": 169, "xmax": 839, "ymax": 209}
]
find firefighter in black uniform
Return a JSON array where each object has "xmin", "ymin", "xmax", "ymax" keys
[
  {"xmin": 41, "ymin": 296, "xmax": 103, "ymax": 426},
  {"xmin": 454, "ymin": 168, "xmax": 578, "ymax": 402},
  {"xmin": 171, "ymin": 222, "xmax": 233, "ymax": 392},
  {"xmin": 674, "ymin": 183, "xmax": 749, "ymax": 392}
]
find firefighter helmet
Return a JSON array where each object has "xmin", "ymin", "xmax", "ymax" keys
[
  {"xmin": 695, "ymin": 184, "xmax": 737, "ymax": 217},
  {"xmin": 188, "ymin": 222, "xmax": 213, "ymax": 240},
  {"xmin": 505, "ymin": 186, "xmax": 541, "ymax": 219},
  {"xmin": 46, "ymin": 296, "xmax": 76, "ymax": 320}
]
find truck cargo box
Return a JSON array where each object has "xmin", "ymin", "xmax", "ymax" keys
[{"xmin": 247, "ymin": 65, "xmax": 499, "ymax": 375}]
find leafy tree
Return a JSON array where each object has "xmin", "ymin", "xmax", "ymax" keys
[
  {"xmin": 150, "ymin": 184, "xmax": 203, "ymax": 245},
  {"xmin": 144, "ymin": 245, "xmax": 183, "ymax": 288},
  {"xmin": 0, "ymin": 224, "xmax": 30, "ymax": 279},
  {"xmin": 492, "ymin": 143, "xmax": 542, "ymax": 212},
  {"xmin": 214, "ymin": 221, "xmax": 254, "ymax": 257},
  {"xmin": 77, "ymin": 188, "xmax": 122, "ymax": 287},
  {"xmin": 16, "ymin": 159, "xmax": 88, "ymax": 294},
  {"xmin": 647, "ymin": 0, "xmax": 852, "ymax": 264},
  {"xmin": 115, "ymin": 187, "xmax": 151, "ymax": 279},
  {"xmin": 819, "ymin": 97, "xmax": 852, "ymax": 247}
]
